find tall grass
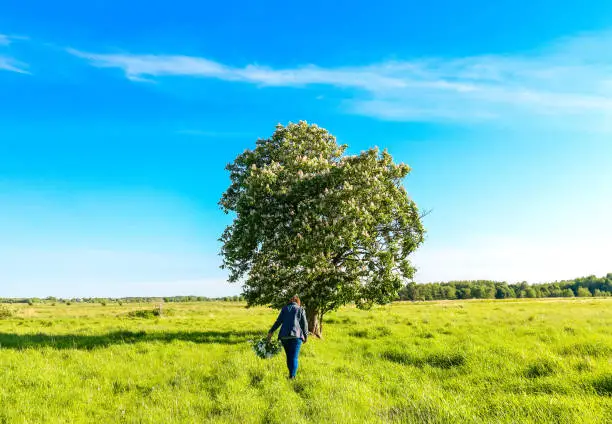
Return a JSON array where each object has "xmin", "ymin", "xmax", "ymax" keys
[
  {"xmin": 0, "ymin": 305, "xmax": 13, "ymax": 319},
  {"xmin": 0, "ymin": 299, "xmax": 610, "ymax": 423}
]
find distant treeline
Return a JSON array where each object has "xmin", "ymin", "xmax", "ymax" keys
[
  {"xmin": 3, "ymin": 274, "xmax": 611, "ymax": 305},
  {"xmin": 0, "ymin": 295, "xmax": 245, "ymax": 305},
  {"xmin": 399, "ymin": 273, "xmax": 612, "ymax": 301}
]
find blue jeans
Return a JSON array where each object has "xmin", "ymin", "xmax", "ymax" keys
[{"xmin": 281, "ymin": 338, "xmax": 303, "ymax": 378}]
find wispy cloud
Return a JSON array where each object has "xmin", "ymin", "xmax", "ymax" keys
[
  {"xmin": 0, "ymin": 33, "xmax": 29, "ymax": 74},
  {"xmin": 0, "ymin": 57, "xmax": 28, "ymax": 74},
  {"xmin": 67, "ymin": 48, "xmax": 404, "ymax": 90},
  {"xmin": 69, "ymin": 31, "xmax": 612, "ymax": 125}
]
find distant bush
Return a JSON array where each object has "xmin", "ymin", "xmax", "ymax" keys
[
  {"xmin": 0, "ymin": 305, "xmax": 14, "ymax": 319},
  {"xmin": 561, "ymin": 289, "xmax": 575, "ymax": 297},
  {"xmin": 576, "ymin": 287, "xmax": 592, "ymax": 297}
]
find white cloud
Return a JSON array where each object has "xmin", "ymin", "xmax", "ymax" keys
[
  {"xmin": 66, "ymin": 48, "xmax": 405, "ymax": 89},
  {"xmin": 69, "ymin": 31, "xmax": 612, "ymax": 125}
]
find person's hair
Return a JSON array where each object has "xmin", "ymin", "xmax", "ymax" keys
[{"xmin": 290, "ymin": 295, "xmax": 301, "ymax": 306}]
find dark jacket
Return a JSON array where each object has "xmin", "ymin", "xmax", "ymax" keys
[{"xmin": 269, "ymin": 302, "xmax": 309, "ymax": 341}]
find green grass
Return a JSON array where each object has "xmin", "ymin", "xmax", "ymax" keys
[{"xmin": 0, "ymin": 299, "xmax": 611, "ymax": 423}]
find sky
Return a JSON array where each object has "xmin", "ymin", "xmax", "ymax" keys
[{"xmin": 1, "ymin": 1, "xmax": 611, "ymax": 298}]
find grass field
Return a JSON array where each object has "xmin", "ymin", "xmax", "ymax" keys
[{"xmin": 0, "ymin": 299, "xmax": 610, "ymax": 423}]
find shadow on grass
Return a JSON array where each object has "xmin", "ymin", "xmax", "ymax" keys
[
  {"xmin": 0, "ymin": 330, "xmax": 261, "ymax": 350},
  {"xmin": 382, "ymin": 350, "xmax": 467, "ymax": 369}
]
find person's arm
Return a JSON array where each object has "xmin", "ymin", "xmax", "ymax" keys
[
  {"xmin": 267, "ymin": 308, "xmax": 283, "ymax": 341},
  {"xmin": 300, "ymin": 308, "xmax": 309, "ymax": 342}
]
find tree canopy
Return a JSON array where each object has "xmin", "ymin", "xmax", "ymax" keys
[{"xmin": 219, "ymin": 122, "xmax": 425, "ymax": 336}]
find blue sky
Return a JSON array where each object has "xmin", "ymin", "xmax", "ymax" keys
[{"xmin": 1, "ymin": 1, "xmax": 611, "ymax": 298}]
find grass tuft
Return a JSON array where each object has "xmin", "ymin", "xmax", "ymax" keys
[
  {"xmin": 0, "ymin": 305, "xmax": 14, "ymax": 319},
  {"xmin": 524, "ymin": 358, "xmax": 558, "ymax": 378},
  {"xmin": 383, "ymin": 349, "xmax": 467, "ymax": 369},
  {"xmin": 560, "ymin": 342, "xmax": 611, "ymax": 357},
  {"xmin": 349, "ymin": 326, "xmax": 392, "ymax": 339},
  {"xmin": 125, "ymin": 308, "xmax": 174, "ymax": 319},
  {"xmin": 592, "ymin": 374, "xmax": 612, "ymax": 396}
]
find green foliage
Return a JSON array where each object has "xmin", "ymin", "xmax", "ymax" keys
[
  {"xmin": 0, "ymin": 300, "xmax": 610, "ymax": 422},
  {"xmin": 398, "ymin": 273, "xmax": 612, "ymax": 301},
  {"xmin": 562, "ymin": 288, "xmax": 575, "ymax": 298},
  {"xmin": 220, "ymin": 121, "xmax": 425, "ymax": 323}
]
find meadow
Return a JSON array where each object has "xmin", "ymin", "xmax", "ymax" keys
[{"xmin": 0, "ymin": 299, "xmax": 610, "ymax": 423}]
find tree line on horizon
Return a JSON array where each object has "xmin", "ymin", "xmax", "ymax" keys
[
  {"xmin": 0, "ymin": 295, "xmax": 245, "ymax": 305},
  {"xmin": 398, "ymin": 273, "xmax": 612, "ymax": 301},
  {"xmin": 2, "ymin": 274, "xmax": 611, "ymax": 305}
]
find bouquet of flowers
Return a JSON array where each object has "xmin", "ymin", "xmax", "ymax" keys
[{"xmin": 251, "ymin": 337, "xmax": 282, "ymax": 359}]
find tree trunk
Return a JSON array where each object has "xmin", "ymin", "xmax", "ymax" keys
[{"xmin": 306, "ymin": 308, "xmax": 323, "ymax": 338}]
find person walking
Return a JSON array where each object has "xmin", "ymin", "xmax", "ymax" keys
[{"xmin": 267, "ymin": 295, "xmax": 308, "ymax": 379}]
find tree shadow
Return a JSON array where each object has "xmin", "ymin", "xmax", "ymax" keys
[{"xmin": 0, "ymin": 330, "xmax": 262, "ymax": 350}]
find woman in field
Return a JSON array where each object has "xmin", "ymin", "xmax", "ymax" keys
[{"xmin": 267, "ymin": 295, "xmax": 309, "ymax": 379}]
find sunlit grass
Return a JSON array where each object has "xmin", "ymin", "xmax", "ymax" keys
[{"xmin": 0, "ymin": 299, "xmax": 610, "ymax": 423}]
